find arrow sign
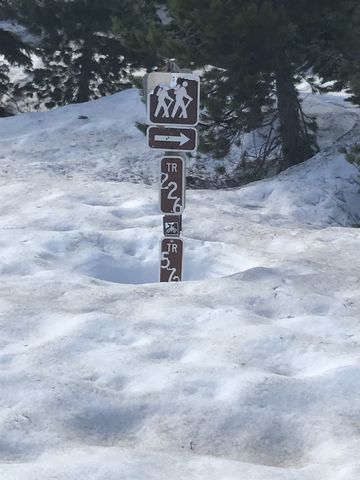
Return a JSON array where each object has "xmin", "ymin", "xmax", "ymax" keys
[
  {"xmin": 155, "ymin": 132, "xmax": 190, "ymax": 147},
  {"xmin": 148, "ymin": 126, "xmax": 197, "ymax": 152}
]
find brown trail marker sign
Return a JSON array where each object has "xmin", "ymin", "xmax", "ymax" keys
[
  {"xmin": 160, "ymin": 156, "xmax": 185, "ymax": 214},
  {"xmin": 163, "ymin": 215, "xmax": 182, "ymax": 237},
  {"xmin": 147, "ymin": 126, "xmax": 197, "ymax": 152},
  {"xmin": 160, "ymin": 238, "xmax": 183, "ymax": 282},
  {"xmin": 145, "ymin": 71, "xmax": 200, "ymax": 282},
  {"xmin": 147, "ymin": 72, "xmax": 200, "ymax": 126}
]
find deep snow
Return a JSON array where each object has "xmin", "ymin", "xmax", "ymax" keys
[{"xmin": 0, "ymin": 88, "xmax": 360, "ymax": 480}]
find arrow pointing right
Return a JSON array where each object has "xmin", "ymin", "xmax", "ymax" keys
[
  {"xmin": 154, "ymin": 132, "xmax": 189, "ymax": 146},
  {"xmin": 148, "ymin": 126, "xmax": 198, "ymax": 151}
]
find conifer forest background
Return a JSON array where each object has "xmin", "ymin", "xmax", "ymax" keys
[{"xmin": 1, "ymin": 0, "xmax": 360, "ymax": 179}]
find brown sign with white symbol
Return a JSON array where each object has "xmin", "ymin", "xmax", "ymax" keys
[
  {"xmin": 148, "ymin": 126, "xmax": 197, "ymax": 152},
  {"xmin": 163, "ymin": 215, "xmax": 182, "ymax": 237},
  {"xmin": 147, "ymin": 72, "xmax": 200, "ymax": 126},
  {"xmin": 160, "ymin": 238, "xmax": 183, "ymax": 282},
  {"xmin": 160, "ymin": 157, "xmax": 185, "ymax": 214}
]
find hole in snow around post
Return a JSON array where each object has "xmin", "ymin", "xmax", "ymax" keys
[{"xmin": 75, "ymin": 238, "xmax": 257, "ymax": 285}]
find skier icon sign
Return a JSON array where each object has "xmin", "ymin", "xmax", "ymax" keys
[{"xmin": 147, "ymin": 72, "xmax": 200, "ymax": 126}]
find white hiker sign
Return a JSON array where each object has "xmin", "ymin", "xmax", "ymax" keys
[{"xmin": 147, "ymin": 72, "xmax": 200, "ymax": 126}]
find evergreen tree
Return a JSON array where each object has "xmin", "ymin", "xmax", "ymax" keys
[
  {"xmin": 309, "ymin": 1, "xmax": 360, "ymax": 106},
  {"xmin": 16, "ymin": 0, "xmax": 136, "ymax": 108},
  {"xmin": 112, "ymin": 0, "xmax": 164, "ymax": 71},
  {"xmin": 0, "ymin": 0, "xmax": 32, "ymax": 116},
  {"xmin": 115, "ymin": 0, "xmax": 360, "ymax": 171}
]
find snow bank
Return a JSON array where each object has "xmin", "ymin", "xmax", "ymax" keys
[{"xmin": 0, "ymin": 88, "xmax": 360, "ymax": 479}]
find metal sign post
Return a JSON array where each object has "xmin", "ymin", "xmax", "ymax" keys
[{"xmin": 145, "ymin": 71, "xmax": 200, "ymax": 282}]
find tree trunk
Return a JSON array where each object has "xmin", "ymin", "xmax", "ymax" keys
[
  {"xmin": 76, "ymin": 38, "xmax": 92, "ymax": 104},
  {"xmin": 275, "ymin": 59, "xmax": 314, "ymax": 170}
]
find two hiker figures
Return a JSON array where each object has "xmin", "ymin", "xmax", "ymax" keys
[{"xmin": 154, "ymin": 75, "xmax": 193, "ymax": 120}]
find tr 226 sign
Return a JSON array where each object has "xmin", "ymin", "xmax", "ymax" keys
[{"xmin": 160, "ymin": 157, "xmax": 185, "ymax": 214}]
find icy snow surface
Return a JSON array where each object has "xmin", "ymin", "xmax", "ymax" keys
[{"xmin": 1, "ymin": 89, "xmax": 360, "ymax": 479}]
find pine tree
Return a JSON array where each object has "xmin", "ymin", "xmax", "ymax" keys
[
  {"xmin": 15, "ymin": 0, "xmax": 136, "ymax": 108},
  {"xmin": 116, "ymin": 0, "xmax": 360, "ymax": 171},
  {"xmin": 112, "ymin": 0, "xmax": 164, "ymax": 71},
  {"xmin": 308, "ymin": 0, "xmax": 360, "ymax": 106},
  {"xmin": 0, "ymin": 1, "xmax": 32, "ymax": 116}
]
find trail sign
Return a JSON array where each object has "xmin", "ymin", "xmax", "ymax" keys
[
  {"xmin": 147, "ymin": 72, "xmax": 200, "ymax": 126},
  {"xmin": 160, "ymin": 156, "xmax": 185, "ymax": 214},
  {"xmin": 160, "ymin": 238, "xmax": 183, "ymax": 282},
  {"xmin": 144, "ymin": 69, "xmax": 200, "ymax": 283},
  {"xmin": 163, "ymin": 215, "xmax": 182, "ymax": 237},
  {"xmin": 147, "ymin": 126, "xmax": 197, "ymax": 152}
]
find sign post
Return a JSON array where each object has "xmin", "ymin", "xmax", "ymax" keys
[{"xmin": 145, "ymin": 71, "xmax": 200, "ymax": 282}]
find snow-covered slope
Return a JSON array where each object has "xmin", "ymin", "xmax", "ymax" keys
[{"xmin": 1, "ymin": 89, "xmax": 360, "ymax": 480}]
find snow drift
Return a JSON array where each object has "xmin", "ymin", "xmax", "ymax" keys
[{"xmin": 0, "ymin": 88, "xmax": 360, "ymax": 480}]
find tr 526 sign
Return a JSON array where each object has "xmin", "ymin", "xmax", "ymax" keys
[
  {"xmin": 160, "ymin": 157, "xmax": 185, "ymax": 214},
  {"xmin": 160, "ymin": 238, "xmax": 183, "ymax": 282}
]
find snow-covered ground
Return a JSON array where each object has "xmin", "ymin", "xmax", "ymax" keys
[{"xmin": 1, "ymin": 89, "xmax": 360, "ymax": 480}]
